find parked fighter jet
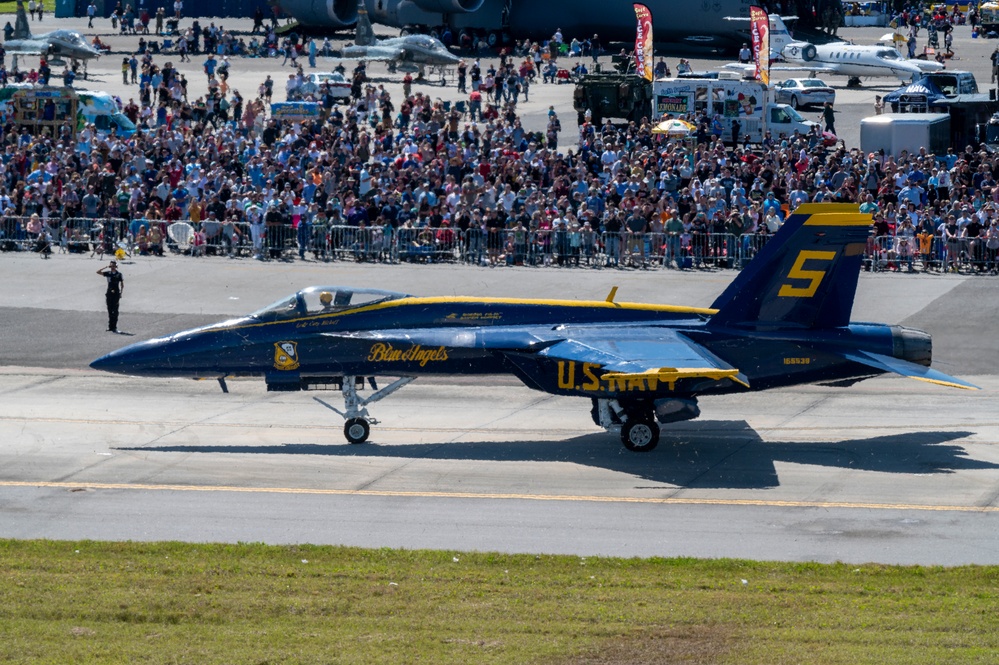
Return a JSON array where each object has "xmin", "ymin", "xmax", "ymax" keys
[
  {"xmin": 4, "ymin": 0, "xmax": 101, "ymax": 71},
  {"xmin": 91, "ymin": 204, "xmax": 976, "ymax": 452},
  {"xmin": 337, "ymin": 1, "xmax": 461, "ymax": 78}
]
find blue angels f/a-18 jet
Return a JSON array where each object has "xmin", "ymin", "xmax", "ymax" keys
[{"xmin": 91, "ymin": 204, "xmax": 976, "ymax": 452}]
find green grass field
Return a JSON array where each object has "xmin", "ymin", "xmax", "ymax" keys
[
  {"xmin": 0, "ymin": 0, "xmax": 56, "ymax": 15},
  {"xmin": 2, "ymin": 540, "xmax": 998, "ymax": 664}
]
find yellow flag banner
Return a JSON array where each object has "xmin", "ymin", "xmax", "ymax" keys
[{"xmin": 633, "ymin": 3, "xmax": 654, "ymax": 81}]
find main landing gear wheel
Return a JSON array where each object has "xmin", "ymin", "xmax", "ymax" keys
[
  {"xmin": 621, "ymin": 417, "xmax": 660, "ymax": 452},
  {"xmin": 344, "ymin": 418, "xmax": 370, "ymax": 444}
]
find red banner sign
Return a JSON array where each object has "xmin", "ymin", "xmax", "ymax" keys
[
  {"xmin": 633, "ymin": 4, "xmax": 654, "ymax": 81},
  {"xmin": 750, "ymin": 5, "xmax": 770, "ymax": 85}
]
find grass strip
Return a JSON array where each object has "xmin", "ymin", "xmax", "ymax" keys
[
  {"xmin": 1, "ymin": 539, "xmax": 997, "ymax": 664},
  {"xmin": 0, "ymin": 0, "xmax": 56, "ymax": 14}
]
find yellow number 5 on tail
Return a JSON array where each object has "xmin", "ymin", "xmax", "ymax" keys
[{"xmin": 778, "ymin": 250, "xmax": 836, "ymax": 298}]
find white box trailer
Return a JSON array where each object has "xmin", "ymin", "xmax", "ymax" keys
[
  {"xmin": 859, "ymin": 113, "xmax": 950, "ymax": 159},
  {"xmin": 651, "ymin": 74, "xmax": 819, "ymax": 143}
]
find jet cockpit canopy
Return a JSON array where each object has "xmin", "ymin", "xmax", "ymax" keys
[{"xmin": 250, "ymin": 286, "xmax": 410, "ymax": 321}]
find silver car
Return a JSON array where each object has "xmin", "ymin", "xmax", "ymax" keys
[{"xmin": 772, "ymin": 78, "xmax": 835, "ymax": 110}]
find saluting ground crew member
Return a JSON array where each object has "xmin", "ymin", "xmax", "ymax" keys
[{"xmin": 97, "ymin": 260, "xmax": 124, "ymax": 333}]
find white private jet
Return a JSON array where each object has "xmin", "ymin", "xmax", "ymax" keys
[
  {"xmin": 724, "ymin": 15, "xmax": 943, "ymax": 85},
  {"xmin": 770, "ymin": 16, "xmax": 943, "ymax": 85}
]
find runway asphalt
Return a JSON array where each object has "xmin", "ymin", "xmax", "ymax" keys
[{"xmin": 1, "ymin": 252, "xmax": 998, "ymax": 565}]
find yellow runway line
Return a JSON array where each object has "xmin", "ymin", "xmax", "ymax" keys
[{"xmin": 1, "ymin": 480, "xmax": 997, "ymax": 513}]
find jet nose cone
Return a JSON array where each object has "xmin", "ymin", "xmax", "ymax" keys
[
  {"xmin": 90, "ymin": 346, "xmax": 137, "ymax": 374},
  {"xmin": 90, "ymin": 338, "xmax": 176, "ymax": 376}
]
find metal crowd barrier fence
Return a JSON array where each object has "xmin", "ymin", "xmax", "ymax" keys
[
  {"xmin": 0, "ymin": 216, "xmax": 131, "ymax": 254},
  {"xmin": 865, "ymin": 234, "xmax": 999, "ymax": 273},
  {"xmin": 4, "ymin": 219, "xmax": 998, "ymax": 274}
]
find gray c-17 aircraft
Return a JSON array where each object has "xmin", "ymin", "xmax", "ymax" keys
[
  {"xmin": 280, "ymin": 0, "xmax": 749, "ymax": 50},
  {"xmin": 91, "ymin": 204, "xmax": 977, "ymax": 452},
  {"xmin": 4, "ymin": 0, "xmax": 100, "ymax": 71},
  {"xmin": 337, "ymin": 1, "xmax": 461, "ymax": 78}
]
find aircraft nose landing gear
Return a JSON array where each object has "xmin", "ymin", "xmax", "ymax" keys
[
  {"xmin": 344, "ymin": 417, "xmax": 371, "ymax": 444},
  {"xmin": 337, "ymin": 375, "xmax": 415, "ymax": 444}
]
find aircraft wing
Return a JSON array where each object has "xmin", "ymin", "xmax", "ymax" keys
[
  {"xmin": 334, "ymin": 53, "xmax": 398, "ymax": 63},
  {"xmin": 530, "ymin": 327, "xmax": 750, "ymax": 390},
  {"xmin": 4, "ymin": 42, "xmax": 46, "ymax": 56},
  {"xmin": 336, "ymin": 45, "xmax": 403, "ymax": 63},
  {"xmin": 839, "ymin": 350, "xmax": 979, "ymax": 390},
  {"xmin": 326, "ymin": 325, "xmax": 749, "ymax": 392},
  {"xmin": 771, "ymin": 64, "xmax": 841, "ymax": 73}
]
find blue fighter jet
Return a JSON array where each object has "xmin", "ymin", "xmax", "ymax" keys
[{"xmin": 91, "ymin": 204, "xmax": 977, "ymax": 452}]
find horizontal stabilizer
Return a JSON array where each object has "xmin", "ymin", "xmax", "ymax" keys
[{"xmin": 841, "ymin": 350, "xmax": 979, "ymax": 391}]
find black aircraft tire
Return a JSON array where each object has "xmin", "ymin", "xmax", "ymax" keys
[
  {"xmin": 344, "ymin": 418, "xmax": 370, "ymax": 444},
  {"xmin": 621, "ymin": 417, "xmax": 659, "ymax": 452}
]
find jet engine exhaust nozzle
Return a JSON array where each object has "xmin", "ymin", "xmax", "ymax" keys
[{"xmin": 891, "ymin": 325, "xmax": 932, "ymax": 367}]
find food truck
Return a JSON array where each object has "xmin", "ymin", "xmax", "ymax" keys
[{"xmin": 652, "ymin": 73, "xmax": 820, "ymax": 143}]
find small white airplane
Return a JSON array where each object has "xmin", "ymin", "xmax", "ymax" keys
[
  {"xmin": 769, "ymin": 16, "xmax": 944, "ymax": 84},
  {"xmin": 725, "ymin": 15, "xmax": 943, "ymax": 85}
]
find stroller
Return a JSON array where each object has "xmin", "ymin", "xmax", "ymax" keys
[{"xmin": 165, "ymin": 18, "xmax": 180, "ymax": 36}]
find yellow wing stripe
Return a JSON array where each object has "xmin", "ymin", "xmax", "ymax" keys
[
  {"xmin": 601, "ymin": 367, "xmax": 747, "ymax": 391},
  {"xmin": 910, "ymin": 376, "xmax": 980, "ymax": 391},
  {"xmin": 792, "ymin": 203, "xmax": 859, "ymax": 215},
  {"xmin": 802, "ymin": 213, "xmax": 873, "ymax": 227}
]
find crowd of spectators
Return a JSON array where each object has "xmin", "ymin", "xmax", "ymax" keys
[{"xmin": 2, "ymin": 36, "xmax": 999, "ymax": 274}]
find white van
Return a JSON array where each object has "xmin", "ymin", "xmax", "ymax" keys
[{"xmin": 652, "ymin": 74, "xmax": 820, "ymax": 143}]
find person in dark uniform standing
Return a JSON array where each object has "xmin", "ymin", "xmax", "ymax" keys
[{"xmin": 97, "ymin": 260, "xmax": 124, "ymax": 332}]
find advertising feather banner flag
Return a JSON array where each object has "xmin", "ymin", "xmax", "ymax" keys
[
  {"xmin": 750, "ymin": 5, "xmax": 770, "ymax": 85},
  {"xmin": 633, "ymin": 3, "xmax": 654, "ymax": 81}
]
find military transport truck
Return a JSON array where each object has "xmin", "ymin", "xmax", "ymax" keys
[{"xmin": 573, "ymin": 55, "xmax": 653, "ymax": 126}]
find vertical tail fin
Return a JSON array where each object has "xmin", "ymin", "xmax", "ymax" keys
[
  {"xmin": 354, "ymin": 0, "xmax": 376, "ymax": 47},
  {"xmin": 709, "ymin": 204, "xmax": 872, "ymax": 330},
  {"xmin": 13, "ymin": 0, "xmax": 31, "ymax": 40},
  {"xmin": 768, "ymin": 15, "xmax": 793, "ymax": 58}
]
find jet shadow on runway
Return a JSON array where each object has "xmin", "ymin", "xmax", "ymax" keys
[{"xmin": 115, "ymin": 422, "xmax": 992, "ymax": 489}]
